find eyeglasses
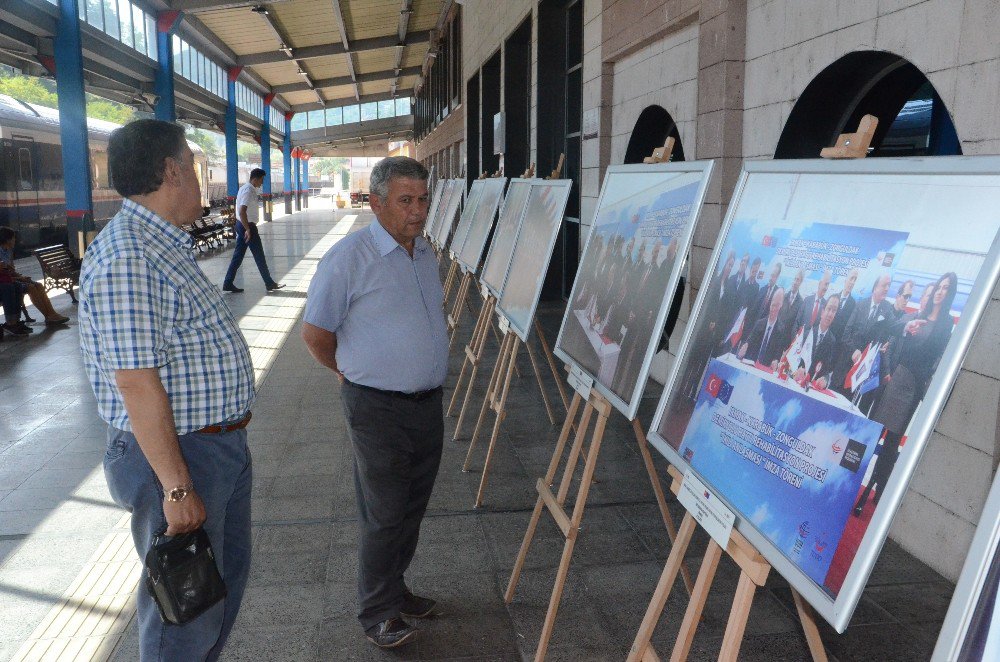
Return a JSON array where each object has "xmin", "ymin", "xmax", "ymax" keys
[{"xmin": 899, "ymin": 292, "xmax": 912, "ymax": 300}]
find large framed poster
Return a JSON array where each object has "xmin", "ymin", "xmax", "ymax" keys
[
  {"xmin": 427, "ymin": 179, "xmax": 456, "ymax": 248},
  {"xmin": 496, "ymin": 180, "xmax": 573, "ymax": 342},
  {"xmin": 433, "ymin": 179, "xmax": 466, "ymax": 250},
  {"xmin": 480, "ymin": 180, "xmax": 532, "ymax": 297},
  {"xmin": 457, "ymin": 177, "xmax": 507, "ymax": 274},
  {"xmin": 449, "ymin": 179, "xmax": 485, "ymax": 259},
  {"xmin": 647, "ymin": 157, "xmax": 1000, "ymax": 632},
  {"xmin": 423, "ymin": 178, "xmax": 446, "ymax": 241},
  {"xmin": 552, "ymin": 162, "xmax": 714, "ymax": 420},
  {"xmin": 934, "ymin": 469, "xmax": 1000, "ymax": 661}
]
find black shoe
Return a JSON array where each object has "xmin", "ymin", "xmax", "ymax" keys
[
  {"xmin": 17, "ymin": 322, "xmax": 33, "ymax": 333},
  {"xmin": 22, "ymin": 313, "xmax": 35, "ymax": 323},
  {"xmin": 401, "ymin": 592, "xmax": 440, "ymax": 618},
  {"xmin": 222, "ymin": 284, "xmax": 244, "ymax": 293},
  {"xmin": 2, "ymin": 322, "xmax": 29, "ymax": 336},
  {"xmin": 365, "ymin": 617, "xmax": 417, "ymax": 649},
  {"xmin": 266, "ymin": 282, "xmax": 285, "ymax": 291}
]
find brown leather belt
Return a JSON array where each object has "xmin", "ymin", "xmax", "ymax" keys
[{"xmin": 196, "ymin": 411, "xmax": 252, "ymax": 434}]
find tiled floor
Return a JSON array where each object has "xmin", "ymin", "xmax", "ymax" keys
[{"xmin": 0, "ymin": 201, "xmax": 955, "ymax": 661}]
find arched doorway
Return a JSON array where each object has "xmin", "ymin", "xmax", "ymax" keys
[
  {"xmin": 624, "ymin": 105, "xmax": 686, "ymax": 163},
  {"xmin": 623, "ymin": 105, "xmax": 687, "ymax": 348},
  {"xmin": 775, "ymin": 51, "xmax": 961, "ymax": 159}
]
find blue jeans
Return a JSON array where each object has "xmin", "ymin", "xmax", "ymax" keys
[
  {"xmin": 223, "ymin": 224, "xmax": 275, "ymax": 287},
  {"xmin": 104, "ymin": 425, "xmax": 253, "ymax": 661}
]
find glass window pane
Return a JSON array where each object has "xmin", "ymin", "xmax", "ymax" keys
[
  {"xmin": 326, "ymin": 107, "xmax": 342, "ymax": 126},
  {"xmin": 342, "ymin": 104, "xmax": 360, "ymax": 124},
  {"xmin": 307, "ymin": 109, "xmax": 323, "ymax": 128},
  {"xmin": 395, "ymin": 97, "xmax": 411, "ymax": 115},
  {"xmin": 378, "ymin": 100, "xmax": 395, "ymax": 118},
  {"xmin": 87, "ymin": 0, "xmax": 104, "ymax": 31},
  {"xmin": 360, "ymin": 102, "xmax": 377, "ymax": 121},
  {"xmin": 146, "ymin": 15, "xmax": 156, "ymax": 59},
  {"xmin": 118, "ymin": 0, "xmax": 133, "ymax": 48},
  {"xmin": 291, "ymin": 114, "xmax": 306, "ymax": 131},
  {"xmin": 132, "ymin": 5, "xmax": 145, "ymax": 53},
  {"xmin": 198, "ymin": 53, "xmax": 206, "ymax": 89},
  {"xmin": 103, "ymin": 0, "xmax": 120, "ymax": 39},
  {"xmin": 172, "ymin": 36, "xmax": 181, "ymax": 73}
]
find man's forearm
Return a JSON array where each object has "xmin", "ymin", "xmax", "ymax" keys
[
  {"xmin": 115, "ymin": 368, "xmax": 191, "ymax": 488},
  {"xmin": 302, "ymin": 322, "xmax": 341, "ymax": 374}
]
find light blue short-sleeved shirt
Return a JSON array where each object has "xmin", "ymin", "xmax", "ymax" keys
[{"xmin": 304, "ymin": 220, "xmax": 448, "ymax": 392}]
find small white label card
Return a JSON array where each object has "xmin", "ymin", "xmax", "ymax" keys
[
  {"xmin": 497, "ymin": 314, "xmax": 510, "ymax": 335},
  {"xmin": 481, "ymin": 282, "xmax": 491, "ymax": 300},
  {"xmin": 449, "ymin": 250, "xmax": 457, "ymax": 261},
  {"xmin": 567, "ymin": 364, "xmax": 595, "ymax": 399},
  {"xmin": 678, "ymin": 469, "xmax": 735, "ymax": 549}
]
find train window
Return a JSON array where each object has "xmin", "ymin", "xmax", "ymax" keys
[
  {"xmin": 102, "ymin": 0, "xmax": 120, "ymax": 40},
  {"xmin": 17, "ymin": 148, "xmax": 32, "ymax": 190}
]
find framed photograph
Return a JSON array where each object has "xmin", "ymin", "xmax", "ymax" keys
[
  {"xmin": 449, "ymin": 179, "xmax": 485, "ymax": 258},
  {"xmin": 481, "ymin": 179, "xmax": 533, "ymax": 298},
  {"xmin": 553, "ymin": 162, "xmax": 714, "ymax": 420},
  {"xmin": 457, "ymin": 177, "xmax": 507, "ymax": 274},
  {"xmin": 647, "ymin": 157, "xmax": 1000, "ymax": 632},
  {"xmin": 433, "ymin": 179, "xmax": 466, "ymax": 250},
  {"xmin": 496, "ymin": 180, "xmax": 573, "ymax": 342},
  {"xmin": 424, "ymin": 179, "xmax": 446, "ymax": 241},
  {"xmin": 934, "ymin": 469, "xmax": 1000, "ymax": 661}
]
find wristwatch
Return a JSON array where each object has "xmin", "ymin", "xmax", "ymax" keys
[{"xmin": 165, "ymin": 484, "xmax": 194, "ymax": 502}]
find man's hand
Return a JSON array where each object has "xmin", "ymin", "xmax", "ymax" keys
[{"xmin": 164, "ymin": 490, "xmax": 207, "ymax": 535}]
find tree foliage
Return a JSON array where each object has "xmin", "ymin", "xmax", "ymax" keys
[{"xmin": 0, "ymin": 70, "xmax": 136, "ymax": 124}]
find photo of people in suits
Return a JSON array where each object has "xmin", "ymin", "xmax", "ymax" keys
[{"xmin": 555, "ymin": 167, "xmax": 711, "ymax": 418}]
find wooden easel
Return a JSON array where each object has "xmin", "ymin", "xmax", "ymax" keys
[
  {"xmin": 626, "ymin": 116, "xmax": 879, "ymax": 662},
  {"xmin": 626, "ymin": 466, "xmax": 827, "ymax": 662},
  {"xmin": 447, "ymin": 164, "xmax": 538, "ymax": 435},
  {"xmin": 502, "ymin": 139, "xmax": 697, "ymax": 661},
  {"xmin": 447, "ymin": 171, "xmax": 506, "ymax": 345}
]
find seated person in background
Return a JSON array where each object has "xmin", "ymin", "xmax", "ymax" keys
[
  {"xmin": 0, "ymin": 281, "xmax": 31, "ymax": 335},
  {"xmin": 738, "ymin": 287, "xmax": 785, "ymax": 368},
  {"xmin": 792, "ymin": 294, "xmax": 840, "ymax": 390},
  {"xmin": 0, "ymin": 228, "xmax": 70, "ymax": 326}
]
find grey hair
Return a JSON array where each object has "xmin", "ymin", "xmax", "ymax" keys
[{"xmin": 369, "ymin": 156, "xmax": 429, "ymax": 200}]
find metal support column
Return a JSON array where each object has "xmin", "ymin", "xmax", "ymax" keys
[
  {"xmin": 225, "ymin": 66, "xmax": 242, "ymax": 207},
  {"xmin": 54, "ymin": 0, "xmax": 94, "ymax": 258},
  {"xmin": 301, "ymin": 151, "xmax": 309, "ymax": 209},
  {"xmin": 293, "ymin": 148, "xmax": 301, "ymax": 211},
  {"xmin": 154, "ymin": 11, "xmax": 182, "ymax": 121},
  {"xmin": 261, "ymin": 94, "xmax": 274, "ymax": 222},
  {"xmin": 283, "ymin": 116, "xmax": 293, "ymax": 214}
]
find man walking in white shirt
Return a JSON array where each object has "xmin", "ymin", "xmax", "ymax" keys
[{"xmin": 223, "ymin": 168, "xmax": 284, "ymax": 293}]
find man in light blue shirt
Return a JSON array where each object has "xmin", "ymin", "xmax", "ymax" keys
[{"xmin": 303, "ymin": 156, "xmax": 447, "ymax": 649}]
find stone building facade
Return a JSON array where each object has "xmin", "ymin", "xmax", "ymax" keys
[{"xmin": 415, "ymin": 0, "xmax": 1000, "ymax": 582}]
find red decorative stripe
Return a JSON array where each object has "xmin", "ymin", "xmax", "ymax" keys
[{"xmin": 67, "ymin": 210, "xmax": 90, "ymax": 218}]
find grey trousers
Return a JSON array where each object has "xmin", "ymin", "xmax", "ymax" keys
[{"xmin": 340, "ymin": 381, "xmax": 444, "ymax": 629}]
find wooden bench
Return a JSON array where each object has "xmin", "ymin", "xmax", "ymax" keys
[{"xmin": 33, "ymin": 245, "xmax": 80, "ymax": 304}]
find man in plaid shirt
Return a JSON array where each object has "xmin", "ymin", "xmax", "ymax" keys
[{"xmin": 79, "ymin": 119, "xmax": 256, "ymax": 661}]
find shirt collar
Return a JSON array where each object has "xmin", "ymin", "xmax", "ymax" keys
[
  {"xmin": 122, "ymin": 199, "xmax": 193, "ymax": 249},
  {"xmin": 369, "ymin": 220, "xmax": 429, "ymax": 257}
]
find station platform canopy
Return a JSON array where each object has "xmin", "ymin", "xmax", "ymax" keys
[{"xmin": 0, "ymin": 0, "xmax": 449, "ymax": 155}]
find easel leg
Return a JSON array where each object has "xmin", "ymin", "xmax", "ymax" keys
[
  {"xmin": 506, "ymin": 393, "xmax": 586, "ymax": 603},
  {"xmin": 535, "ymin": 411, "xmax": 609, "ymax": 661},
  {"xmin": 475, "ymin": 338, "xmax": 521, "ymax": 507},
  {"xmin": 465, "ymin": 332, "xmax": 511, "ymax": 471},
  {"xmin": 718, "ymin": 572, "xmax": 757, "ymax": 662},
  {"xmin": 792, "ymin": 589, "xmax": 829, "ymax": 662},
  {"xmin": 448, "ymin": 357, "xmax": 471, "ymax": 417},
  {"xmin": 449, "ymin": 297, "xmax": 491, "ymax": 418},
  {"xmin": 626, "ymin": 513, "xmax": 697, "ymax": 662},
  {"xmin": 632, "ymin": 419, "xmax": 694, "ymax": 595},
  {"xmin": 525, "ymin": 338, "xmax": 558, "ymax": 424},
  {"xmin": 669, "ymin": 540, "xmax": 722, "ymax": 662},
  {"xmin": 534, "ymin": 320, "xmax": 571, "ymax": 412}
]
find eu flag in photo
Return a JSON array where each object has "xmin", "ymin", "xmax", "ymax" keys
[{"xmin": 718, "ymin": 380, "xmax": 734, "ymax": 404}]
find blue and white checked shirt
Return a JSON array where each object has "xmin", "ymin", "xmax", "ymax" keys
[
  {"xmin": 79, "ymin": 200, "xmax": 255, "ymax": 434},
  {"xmin": 304, "ymin": 220, "xmax": 448, "ymax": 392}
]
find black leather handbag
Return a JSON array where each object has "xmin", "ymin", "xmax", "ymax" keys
[{"xmin": 144, "ymin": 528, "xmax": 227, "ymax": 625}]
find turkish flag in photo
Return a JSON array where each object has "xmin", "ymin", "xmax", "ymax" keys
[{"xmin": 705, "ymin": 374, "xmax": 722, "ymax": 398}]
